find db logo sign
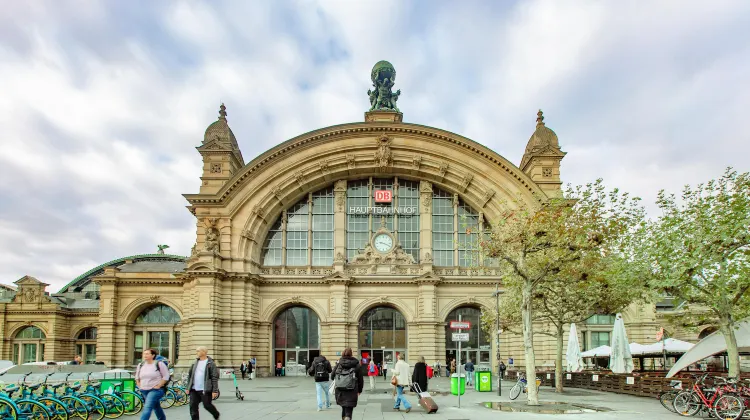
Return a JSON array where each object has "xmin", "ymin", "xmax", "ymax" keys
[{"xmin": 374, "ymin": 190, "xmax": 392, "ymax": 203}]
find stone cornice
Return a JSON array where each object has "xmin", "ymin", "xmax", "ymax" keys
[{"xmin": 183, "ymin": 123, "xmax": 545, "ymax": 206}]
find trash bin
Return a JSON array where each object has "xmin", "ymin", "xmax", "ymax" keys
[
  {"xmin": 281, "ymin": 367, "xmax": 285, "ymax": 376},
  {"xmin": 475, "ymin": 371, "xmax": 492, "ymax": 392},
  {"xmin": 450, "ymin": 373, "xmax": 465, "ymax": 395},
  {"xmin": 100, "ymin": 377, "xmax": 137, "ymax": 411}
]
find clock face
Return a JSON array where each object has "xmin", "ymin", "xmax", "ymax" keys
[{"xmin": 373, "ymin": 233, "xmax": 394, "ymax": 253}]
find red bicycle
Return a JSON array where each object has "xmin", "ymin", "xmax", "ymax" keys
[{"xmin": 672, "ymin": 373, "xmax": 744, "ymax": 419}]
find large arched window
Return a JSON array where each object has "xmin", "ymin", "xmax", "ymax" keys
[
  {"xmin": 444, "ymin": 307, "xmax": 490, "ymax": 366},
  {"xmin": 76, "ymin": 327, "xmax": 97, "ymax": 364},
  {"xmin": 13, "ymin": 326, "xmax": 46, "ymax": 364},
  {"xmin": 273, "ymin": 306, "xmax": 320, "ymax": 374},
  {"xmin": 133, "ymin": 304, "xmax": 181, "ymax": 365},
  {"xmin": 433, "ymin": 188, "xmax": 482, "ymax": 267},
  {"xmin": 358, "ymin": 306, "xmax": 407, "ymax": 365}
]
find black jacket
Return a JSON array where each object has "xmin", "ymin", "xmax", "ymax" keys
[
  {"xmin": 187, "ymin": 357, "xmax": 220, "ymax": 393},
  {"xmin": 307, "ymin": 356, "xmax": 332, "ymax": 382},
  {"xmin": 411, "ymin": 362, "xmax": 428, "ymax": 392},
  {"xmin": 333, "ymin": 356, "xmax": 364, "ymax": 407}
]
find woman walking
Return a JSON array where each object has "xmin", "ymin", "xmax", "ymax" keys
[
  {"xmin": 392, "ymin": 353, "xmax": 412, "ymax": 413},
  {"xmin": 334, "ymin": 348, "xmax": 364, "ymax": 420},
  {"xmin": 135, "ymin": 349, "xmax": 170, "ymax": 420},
  {"xmin": 367, "ymin": 359, "xmax": 378, "ymax": 391},
  {"xmin": 412, "ymin": 356, "xmax": 428, "ymax": 392}
]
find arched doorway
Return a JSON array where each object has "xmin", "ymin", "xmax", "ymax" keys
[
  {"xmin": 273, "ymin": 306, "xmax": 320, "ymax": 376},
  {"xmin": 132, "ymin": 304, "xmax": 181, "ymax": 365},
  {"xmin": 358, "ymin": 306, "xmax": 407, "ymax": 368},
  {"xmin": 444, "ymin": 307, "xmax": 490, "ymax": 369}
]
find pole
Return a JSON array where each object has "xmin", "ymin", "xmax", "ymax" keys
[
  {"xmin": 494, "ymin": 283, "xmax": 502, "ymax": 396},
  {"xmin": 458, "ymin": 314, "xmax": 462, "ymax": 408}
]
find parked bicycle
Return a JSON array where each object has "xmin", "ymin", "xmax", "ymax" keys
[
  {"xmin": 672, "ymin": 373, "xmax": 744, "ymax": 419},
  {"xmin": 509, "ymin": 373, "xmax": 542, "ymax": 400}
]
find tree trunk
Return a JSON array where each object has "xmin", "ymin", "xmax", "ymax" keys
[
  {"xmin": 720, "ymin": 319, "xmax": 741, "ymax": 378},
  {"xmin": 521, "ymin": 280, "xmax": 540, "ymax": 405},
  {"xmin": 555, "ymin": 323, "xmax": 564, "ymax": 393}
]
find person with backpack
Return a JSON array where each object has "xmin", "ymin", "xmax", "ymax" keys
[
  {"xmin": 464, "ymin": 359, "xmax": 475, "ymax": 387},
  {"xmin": 307, "ymin": 354, "xmax": 332, "ymax": 411},
  {"xmin": 135, "ymin": 348, "xmax": 170, "ymax": 420},
  {"xmin": 367, "ymin": 359, "xmax": 379, "ymax": 391},
  {"xmin": 333, "ymin": 348, "xmax": 364, "ymax": 420}
]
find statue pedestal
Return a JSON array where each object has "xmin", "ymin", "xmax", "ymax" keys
[{"xmin": 365, "ymin": 110, "xmax": 403, "ymax": 123}]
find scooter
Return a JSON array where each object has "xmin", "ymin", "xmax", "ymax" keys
[{"xmin": 232, "ymin": 370, "xmax": 244, "ymax": 400}]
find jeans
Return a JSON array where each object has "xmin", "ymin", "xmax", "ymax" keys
[
  {"xmin": 315, "ymin": 381, "xmax": 330, "ymax": 409},
  {"xmin": 467, "ymin": 371, "xmax": 474, "ymax": 386},
  {"xmin": 189, "ymin": 389, "xmax": 220, "ymax": 420},
  {"xmin": 140, "ymin": 388, "xmax": 166, "ymax": 420},
  {"xmin": 369, "ymin": 376, "xmax": 376, "ymax": 390},
  {"xmin": 394, "ymin": 385, "xmax": 411, "ymax": 410}
]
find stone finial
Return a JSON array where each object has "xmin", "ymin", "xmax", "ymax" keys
[
  {"xmin": 219, "ymin": 103, "xmax": 227, "ymax": 120},
  {"xmin": 536, "ymin": 109, "xmax": 544, "ymax": 127}
]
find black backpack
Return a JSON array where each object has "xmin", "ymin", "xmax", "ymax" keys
[
  {"xmin": 314, "ymin": 361, "xmax": 328, "ymax": 379},
  {"xmin": 335, "ymin": 367, "xmax": 356, "ymax": 390}
]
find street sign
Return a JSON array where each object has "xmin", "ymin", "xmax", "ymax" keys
[
  {"xmin": 452, "ymin": 333, "xmax": 469, "ymax": 342},
  {"xmin": 450, "ymin": 321, "xmax": 471, "ymax": 329}
]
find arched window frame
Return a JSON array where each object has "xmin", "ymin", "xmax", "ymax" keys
[
  {"xmin": 13, "ymin": 326, "xmax": 46, "ymax": 365},
  {"xmin": 132, "ymin": 304, "xmax": 181, "ymax": 365},
  {"xmin": 75, "ymin": 327, "xmax": 97, "ymax": 364}
]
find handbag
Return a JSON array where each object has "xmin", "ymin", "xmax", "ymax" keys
[
  {"xmin": 390, "ymin": 375, "xmax": 398, "ymax": 386},
  {"xmin": 328, "ymin": 380, "xmax": 336, "ymax": 396}
]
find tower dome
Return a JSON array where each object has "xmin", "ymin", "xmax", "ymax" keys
[
  {"xmin": 203, "ymin": 103, "xmax": 244, "ymax": 164},
  {"xmin": 520, "ymin": 110, "xmax": 562, "ymax": 169}
]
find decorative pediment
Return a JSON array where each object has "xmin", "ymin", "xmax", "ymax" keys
[
  {"xmin": 413, "ymin": 272, "xmax": 443, "ymax": 285},
  {"xmin": 14, "ymin": 275, "xmax": 48, "ymax": 287},
  {"xmin": 197, "ymin": 137, "xmax": 232, "ymax": 152},
  {"xmin": 323, "ymin": 271, "xmax": 352, "ymax": 284}
]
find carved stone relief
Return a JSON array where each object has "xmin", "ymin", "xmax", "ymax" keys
[
  {"xmin": 438, "ymin": 162, "xmax": 449, "ymax": 177},
  {"xmin": 460, "ymin": 173, "xmax": 473, "ymax": 192},
  {"xmin": 412, "ymin": 155, "xmax": 422, "ymax": 169},
  {"xmin": 373, "ymin": 134, "xmax": 393, "ymax": 169},
  {"xmin": 202, "ymin": 218, "xmax": 220, "ymax": 253},
  {"xmin": 209, "ymin": 163, "xmax": 222, "ymax": 174},
  {"xmin": 346, "ymin": 154, "xmax": 356, "ymax": 169},
  {"xmin": 482, "ymin": 189, "xmax": 496, "ymax": 207}
]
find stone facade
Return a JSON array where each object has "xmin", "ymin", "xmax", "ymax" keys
[{"xmin": 0, "ymin": 70, "xmax": 701, "ymax": 373}]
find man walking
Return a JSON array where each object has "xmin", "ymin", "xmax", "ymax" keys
[
  {"xmin": 307, "ymin": 354, "xmax": 332, "ymax": 411},
  {"xmin": 239, "ymin": 361, "xmax": 247, "ymax": 380},
  {"xmin": 187, "ymin": 346, "xmax": 220, "ymax": 420},
  {"xmin": 465, "ymin": 359, "xmax": 475, "ymax": 387}
]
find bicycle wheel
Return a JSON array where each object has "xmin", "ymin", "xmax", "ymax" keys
[
  {"xmin": 658, "ymin": 391, "xmax": 678, "ymax": 413},
  {"xmin": 59, "ymin": 396, "xmax": 88, "ymax": 420},
  {"xmin": 16, "ymin": 399, "xmax": 51, "ymax": 420},
  {"xmin": 170, "ymin": 387, "xmax": 188, "ymax": 407},
  {"xmin": 713, "ymin": 394, "xmax": 744, "ymax": 420},
  {"xmin": 159, "ymin": 389, "xmax": 175, "ymax": 409},
  {"xmin": 0, "ymin": 398, "xmax": 18, "ymax": 420},
  {"xmin": 119, "ymin": 391, "xmax": 142, "ymax": 416},
  {"xmin": 98, "ymin": 394, "xmax": 125, "ymax": 419},
  {"xmin": 673, "ymin": 391, "xmax": 701, "ymax": 416},
  {"xmin": 509, "ymin": 383, "xmax": 522, "ymax": 400},
  {"xmin": 79, "ymin": 394, "xmax": 105, "ymax": 420},
  {"xmin": 37, "ymin": 397, "xmax": 69, "ymax": 420}
]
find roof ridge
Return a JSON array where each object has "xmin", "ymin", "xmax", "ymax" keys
[{"xmin": 58, "ymin": 254, "xmax": 187, "ymax": 293}]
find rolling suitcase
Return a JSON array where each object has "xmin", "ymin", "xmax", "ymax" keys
[{"xmin": 413, "ymin": 383, "xmax": 438, "ymax": 414}]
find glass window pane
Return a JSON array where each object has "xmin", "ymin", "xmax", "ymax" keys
[
  {"xmin": 432, "ymin": 189, "xmax": 455, "ymax": 266},
  {"xmin": 149, "ymin": 331, "xmax": 170, "ymax": 360},
  {"xmin": 23, "ymin": 343, "xmax": 37, "ymax": 364},
  {"xmin": 133, "ymin": 331, "xmax": 143, "ymax": 364},
  {"xmin": 85, "ymin": 344, "xmax": 97, "ymax": 364},
  {"xmin": 16, "ymin": 326, "xmax": 46, "ymax": 339},
  {"xmin": 274, "ymin": 306, "xmax": 320, "ymax": 349},
  {"xmin": 136, "ymin": 304, "xmax": 181, "ymax": 324},
  {"xmin": 347, "ymin": 180, "xmax": 370, "ymax": 261},
  {"xmin": 262, "ymin": 218, "xmax": 283, "ymax": 266},
  {"xmin": 397, "ymin": 180, "xmax": 420, "ymax": 262},
  {"xmin": 444, "ymin": 307, "xmax": 487, "ymax": 349},
  {"xmin": 358, "ymin": 307, "xmax": 406, "ymax": 349}
]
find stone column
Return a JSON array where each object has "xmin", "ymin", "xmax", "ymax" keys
[
  {"xmin": 333, "ymin": 180, "xmax": 347, "ymax": 268},
  {"xmin": 94, "ymin": 267, "xmax": 120, "ymax": 367},
  {"xmin": 415, "ymin": 275, "xmax": 442, "ymax": 364},
  {"xmin": 326, "ymin": 276, "xmax": 351, "ymax": 359},
  {"xmin": 419, "ymin": 181, "xmax": 433, "ymax": 268}
]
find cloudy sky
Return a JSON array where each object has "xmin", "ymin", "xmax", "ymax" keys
[{"xmin": 1, "ymin": 1, "xmax": 748, "ymax": 292}]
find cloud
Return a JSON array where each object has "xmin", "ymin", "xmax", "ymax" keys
[{"xmin": 0, "ymin": 0, "xmax": 748, "ymax": 291}]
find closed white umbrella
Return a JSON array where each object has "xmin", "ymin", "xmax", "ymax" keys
[
  {"xmin": 566, "ymin": 323, "xmax": 583, "ymax": 372},
  {"xmin": 609, "ymin": 313, "xmax": 634, "ymax": 374}
]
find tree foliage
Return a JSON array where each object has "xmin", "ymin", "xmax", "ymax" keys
[
  {"xmin": 480, "ymin": 179, "xmax": 645, "ymax": 404},
  {"xmin": 638, "ymin": 168, "xmax": 750, "ymax": 377}
]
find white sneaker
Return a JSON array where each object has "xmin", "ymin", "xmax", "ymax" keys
[{"xmin": 317, "ymin": 408, "xmax": 321, "ymax": 411}]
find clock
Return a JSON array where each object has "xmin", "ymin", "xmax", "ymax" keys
[{"xmin": 372, "ymin": 233, "xmax": 394, "ymax": 253}]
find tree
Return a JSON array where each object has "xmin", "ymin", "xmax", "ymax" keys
[
  {"xmin": 480, "ymin": 180, "xmax": 645, "ymax": 405},
  {"xmin": 639, "ymin": 168, "xmax": 750, "ymax": 378}
]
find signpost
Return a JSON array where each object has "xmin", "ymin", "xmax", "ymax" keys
[{"xmin": 451, "ymin": 315, "xmax": 468, "ymax": 407}]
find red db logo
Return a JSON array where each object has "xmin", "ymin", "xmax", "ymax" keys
[{"xmin": 374, "ymin": 190, "xmax": 392, "ymax": 203}]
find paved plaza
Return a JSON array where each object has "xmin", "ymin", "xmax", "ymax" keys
[{"xmin": 169, "ymin": 375, "xmax": 681, "ymax": 419}]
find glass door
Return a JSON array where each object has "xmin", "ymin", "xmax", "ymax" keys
[{"xmin": 23, "ymin": 343, "xmax": 37, "ymax": 363}]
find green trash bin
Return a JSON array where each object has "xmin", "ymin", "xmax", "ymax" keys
[
  {"xmin": 100, "ymin": 377, "xmax": 136, "ymax": 411},
  {"xmin": 450, "ymin": 373, "xmax": 465, "ymax": 395},
  {"xmin": 476, "ymin": 371, "xmax": 492, "ymax": 392}
]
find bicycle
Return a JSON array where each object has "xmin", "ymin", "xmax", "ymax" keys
[
  {"xmin": 658, "ymin": 378, "xmax": 690, "ymax": 413},
  {"xmin": 16, "ymin": 372, "xmax": 68, "ymax": 420},
  {"xmin": 509, "ymin": 373, "xmax": 541, "ymax": 400},
  {"xmin": 82, "ymin": 373, "xmax": 125, "ymax": 419},
  {"xmin": 672, "ymin": 373, "xmax": 744, "ymax": 419},
  {"xmin": 1, "ymin": 376, "xmax": 52, "ymax": 420},
  {"xmin": 57, "ymin": 373, "xmax": 106, "ymax": 420},
  {"xmin": 37, "ymin": 372, "xmax": 88, "ymax": 420}
]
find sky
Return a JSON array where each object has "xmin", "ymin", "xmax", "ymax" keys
[{"xmin": 0, "ymin": 0, "xmax": 748, "ymax": 292}]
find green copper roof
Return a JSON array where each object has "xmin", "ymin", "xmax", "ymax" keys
[{"xmin": 58, "ymin": 254, "xmax": 187, "ymax": 293}]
